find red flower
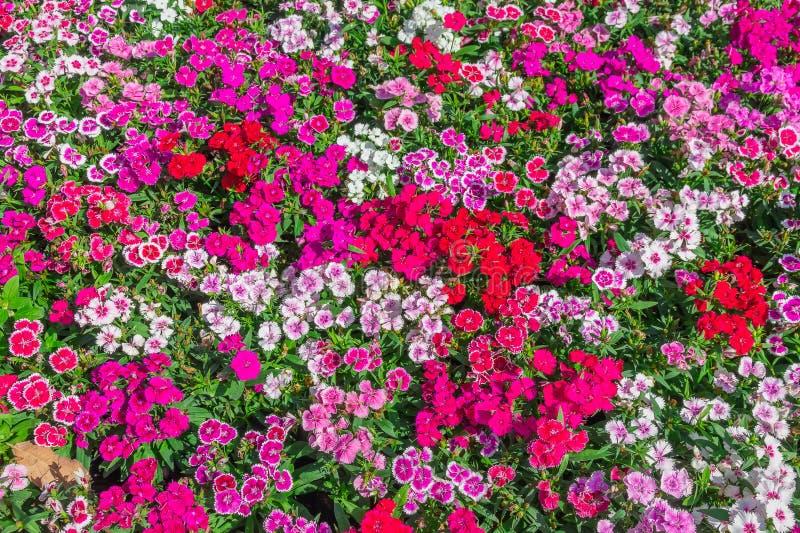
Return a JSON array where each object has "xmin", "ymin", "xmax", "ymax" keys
[
  {"xmin": 195, "ymin": 0, "xmax": 212, "ymax": 13},
  {"xmin": 713, "ymin": 280, "xmax": 739, "ymax": 309},
  {"xmin": 409, "ymin": 38, "xmax": 438, "ymax": 69},
  {"xmin": 157, "ymin": 131, "xmax": 181, "ymax": 152},
  {"xmin": 0, "ymin": 374, "xmax": 17, "ymax": 397},
  {"xmin": 167, "ymin": 153, "xmax": 206, "ymax": 179},
  {"xmin": 492, "ymin": 171, "xmax": 518, "ymax": 193},
  {"xmin": 9, "ymin": 328, "xmax": 40, "ymax": 358},
  {"xmin": 442, "ymin": 283, "xmax": 466, "ymax": 304},
  {"xmin": 443, "ymin": 11, "xmax": 467, "ymax": 31},
  {"xmin": 487, "ymin": 465, "xmax": 516, "ymax": 487},
  {"xmin": 49, "ymin": 347, "xmax": 78, "ymax": 374},
  {"xmin": 361, "ymin": 499, "xmax": 412, "ymax": 533},
  {"xmin": 729, "ymin": 328, "xmax": 754, "ymax": 355},
  {"xmin": 453, "ymin": 309, "xmax": 484, "ymax": 332},
  {"xmin": 495, "ymin": 325, "xmax": 526, "ymax": 354},
  {"xmin": 537, "ymin": 480, "xmax": 560, "ymax": 511}
]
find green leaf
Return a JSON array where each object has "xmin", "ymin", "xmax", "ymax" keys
[
  {"xmin": 374, "ymin": 417, "xmax": 398, "ymax": 438},
  {"xmin": 453, "ymin": 45, "xmax": 480, "ymax": 58},
  {"xmin": 394, "ymin": 483, "xmax": 410, "ymax": 508},
  {"xmin": 628, "ymin": 300, "xmax": 657, "ymax": 310},
  {"xmin": 348, "ymin": 244, "xmax": 366, "ymax": 254},
  {"xmin": 333, "ymin": 502, "xmax": 350, "ymax": 532},
  {"xmin": 385, "ymin": 173, "xmax": 396, "ymax": 197},
  {"xmin": 555, "ymin": 454, "xmax": 570, "ymax": 478},
  {"xmin": 570, "ymin": 445, "xmax": 612, "ymax": 462},
  {"xmin": 2, "ymin": 276, "xmax": 19, "ymax": 300},
  {"xmin": 696, "ymin": 508, "xmax": 730, "ymax": 521},
  {"xmin": 226, "ymin": 380, "xmax": 245, "ymax": 400},
  {"xmin": 612, "ymin": 232, "xmax": 630, "ymax": 252}
]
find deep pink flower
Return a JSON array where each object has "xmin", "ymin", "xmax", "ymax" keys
[
  {"xmin": 330, "ymin": 65, "xmax": 356, "ymax": 89},
  {"xmin": 231, "ymin": 350, "xmax": 261, "ymax": 381}
]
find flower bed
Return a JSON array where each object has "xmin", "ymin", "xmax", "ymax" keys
[{"xmin": 0, "ymin": 0, "xmax": 798, "ymax": 532}]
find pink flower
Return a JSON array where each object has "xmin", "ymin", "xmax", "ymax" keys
[
  {"xmin": 0, "ymin": 464, "xmax": 29, "ymax": 491},
  {"xmin": 333, "ymin": 99, "xmax": 356, "ymax": 123},
  {"xmin": 274, "ymin": 469, "xmax": 293, "ymax": 492},
  {"xmin": 624, "ymin": 471, "xmax": 657, "ymax": 505},
  {"xmin": 174, "ymin": 191, "xmax": 198, "ymax": 212},
  {"xmin": 308, "ymin": 115, "xmax": 329, "ymax": 133},
  {"xmin": 221, "ymin": 63, "xmax": 245, "ymax": 88},
  {"xmin": 333, "ymin": 434, "xmax": 361, "ymax": 464},
  {"xmin": 660, "ymin": 468, "xmax": 693, "ymax": 498},
  {"xmin": 662, "ymin": 95, "xmax": 690, "ymax": 118},
  {"xmin": 574, "ymin": 50, "xmax": 604, "ymax": 71},
  {"xmin": 81, "ymin": 77, "xmax": 106, "ymax": 98},
  {"xmin": 231, "ymin": 350, "xmax": 261, "ymax": 381},
  {"xmin": 122, "ymin": 82, "xmax": 145, "ymax": 101},
  {"xmin": 198, "ymin": 419, "xmax": 222, "ymax": 444},
  {"xmin": 384, "ymin": 107, "xmax": 401, "ymax": 130},
  {"xmin": 396, "ymin": 109, "xmax": 419, "ymax": 132},
  {"xmin": 550, "ymin": 217, "xmax": 577, "ymax": 248},
  {"xmin": 359, "ymin": 381, "xmax": 387, "ymax": 410}
]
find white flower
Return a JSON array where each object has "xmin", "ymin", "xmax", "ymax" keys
[
  {"xmin": 707, "ymin": 398, "xmax": 731, "ymax": 421},
  {"xmin": 144, "ymin": 336, "xmax": 168, "ymax": 354},
  {"xmin": 96, "ymin": 325, "xmax": 122, "ymax": 354},
  {"xmin": 86, "ymin": 297, "xmax": 120, "ymax": 326},
  {"xmin": 605, "ymin": 8, "xmax": 628, "ymax": 28},
  {"xmin": 336, "ymin": 307, "xmax": 355, "ymax": 328},
  {"xmin": 752, "ymin": 403, "xmax": 779, "ymax": 424},
  {"xmin": 729, "ymin": 511, "xmax": 765, "ymax": 533},
  {"xmin": 121, "ymin": 343, "xmax": 139, "ymax": 356},
  {"xmin": 283, "ymin": 317, "xmax": 309, "ymax": 341},
  {"xmin": 640, "ymin": 241, "xmax": 672, "ymax": 278},
  {"xmin": 149, "ymin": 316, "xmax": 174, "ymax": 338},
  {"xmin": 766, "ymin": 501, "xmax": 795, "ymax": 533},
  {"xmin": 329, "ymin": 276, "xmax": 355, "ymax": 298},
  {"xmin": 257, "ymin": 322, "xmax": 282, "ymax": 352}
]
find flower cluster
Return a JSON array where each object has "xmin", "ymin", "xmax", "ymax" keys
[{"xmin": 680, "ymin": 256, "xmax": 768, "ymax": 355}]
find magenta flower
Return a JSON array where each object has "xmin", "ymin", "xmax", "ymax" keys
[
  {"xmin": 230, "ymin": 350, "xmax": 261, "ymax": 381},
  {"xmin": 175, "ymin": 65, "xmax": 198, "ymax": 87},
  {"xmin": 214, "ymin": 489, "xmax": 242, "ymax": 515},
  {"xmin": 574, "ymin": 50, "xmax": 604, "ymax": 71}
]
